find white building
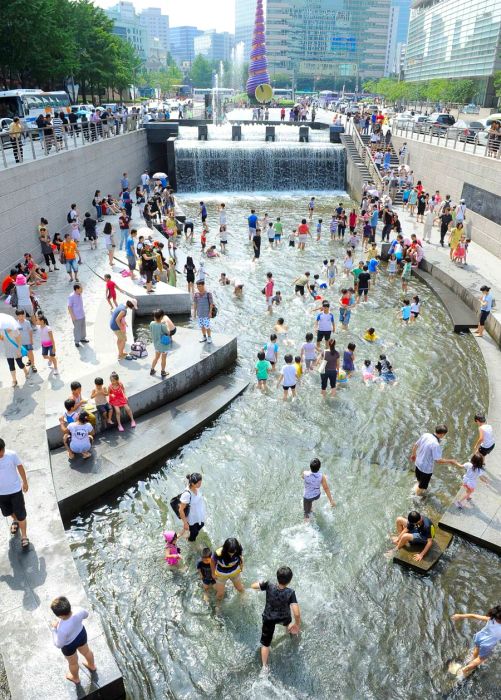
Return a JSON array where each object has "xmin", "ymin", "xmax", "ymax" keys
[
  {"xmin": 140, "ymin": 7, "xmax": 169, "ymax": 53},
  {"xmin": 194, "ymin": 31, "xmax": 234, "ymax": 62}
]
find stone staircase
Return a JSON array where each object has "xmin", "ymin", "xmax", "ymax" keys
[
  {"xmin": 360, "ymin": 133, "xmax": 403, "ymax": 205},
  {"xmin": 341, "ymin": 133, "xmax": 372, "ymax": 182}
]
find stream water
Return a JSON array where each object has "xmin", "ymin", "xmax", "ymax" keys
[{"xmin": 68, "ymin": 193, "xmax": 498, "ymax": 700}]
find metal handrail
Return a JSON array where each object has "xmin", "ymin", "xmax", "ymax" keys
[
  {"xmin": 347, "ymin": 120, "xmax": 384, "ymax": 189},
  {"xmin": 392, "ymin": 123, "xmax": 500, "ymax": 160},
  {"xmin": 0, "ymin": 114, "xmax": 141, "ymax": 169}
]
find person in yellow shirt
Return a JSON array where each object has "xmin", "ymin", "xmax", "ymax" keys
[
  {"xmin": 363, "ymin": 327, "xmax": 378, "ymax": 342},
  {"xmin": 9, "ymin": 117, "xmax": 23, "ymax": 163},
  {"xmin": 294, "ymin": 356, "xmax": 303, "ymax": 380}
]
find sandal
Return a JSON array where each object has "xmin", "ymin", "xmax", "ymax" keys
[
  {"xmin": 10, "ymin": 522, "xmax": 19, "ymax": 535},
  {"xmin": 21, "ymin": 537, "xmax": 30, "ymax": 550}
]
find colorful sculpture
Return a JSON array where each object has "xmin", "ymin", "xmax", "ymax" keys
[{"xmin": 246, "ymin": 0, "xmax": 270, "ymax": 99}]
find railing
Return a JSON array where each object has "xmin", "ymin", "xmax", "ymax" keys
[
  {"xmin": 346, "ymin": 120, "xmax": 384, "ymax": 189},
  {"xmin": 0, "ymin": 115, "xmax": 141, "ymax": 169},
  {"xmin": 392, "ymin": 123, "xmax": 500, "ymax": 160}
]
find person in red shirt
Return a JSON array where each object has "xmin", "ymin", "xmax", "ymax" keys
[
  {"xmin": 104, "ymin": 274, "xmax": 118, "ymax": 309},
  {"xmin": 2, "ymin": 270, "xmax": 17, "ymax": 295},
  {"xmin": 264, "ymin": 272, "xmax": 274, "ymax": 314},
  {"xmin": 297, "ymin": 219, "xmax": 310, "ymax": 250},
  {"xmin": 348, "ymin": 209, "xmax": 358, "ymax": 232}
]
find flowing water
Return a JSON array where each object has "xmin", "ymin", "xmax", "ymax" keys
[
  {"xmin": 174, "ymin": 140, "xmax": 345, "ymax": 192},
  {"xmin": 68, "ymin": 193, "xmax": 498, "ymax": 700}
]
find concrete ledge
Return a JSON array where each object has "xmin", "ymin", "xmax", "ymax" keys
[
  {"xmin": 413, "ymin": 266, "xmax": 477, "ymax": 332},
  {"xmin": 393, "ymin": 528, "xmax": 453, "ymax": 574},
  {"xmin": 45, "ymin": 328, "xmax": 237, "ymax": 449},
  {"xmin": 0, "ymin": 394, "xmax": 124, "ymax": 700},
  {"xmin": 51, "ymin": 375, "xmax": 248, "ymax": 520}
]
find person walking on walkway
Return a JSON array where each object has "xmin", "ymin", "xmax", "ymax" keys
[
  {"xmin": 68, "ymin": 284, "xmax": 89, "ymax": 348},
  {"xmin": 110, "ymin": 300, "xmax": 135, "ymax": 359},
  {"xmin": 60, "ymin": 234, "xmax": 79, "ymax": 282},
  {"xmin": 50, "ymin": 596, "xmax": 96, "ymax": 685},
  {"xmin": 0, "ymin": 438, "xmax": 30, "ymax": 550},
  {"xmin": 410, "ymin": 425, "xmax": 458, "ymax": 496},
  {"xmin": 149, "ymin": 309, "xmax": 175, "ymax": 377},
  {"xmin": 8, "ymin": 117, "xmax": 23, "ymax": 163}
]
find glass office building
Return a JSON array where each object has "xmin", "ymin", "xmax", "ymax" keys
[
  {"xmin": 405, "ymin": 0, "xmax": 501, "ymax": 106},
  {"xmin": 235, "ymin": 0, "xmax": 257, "ymax": 61},
  {"xmin": 264, "ymin": 0, "xmax": 391, "ymax": 88}
]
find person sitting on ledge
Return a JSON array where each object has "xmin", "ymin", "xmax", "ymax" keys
[
  {"xmin": 387, "ymin": 510, "xmax": 434, "ymax": 562},
  {"xmin": 61, "ymin": 411, "xmax": 95, "ymax": 460}
]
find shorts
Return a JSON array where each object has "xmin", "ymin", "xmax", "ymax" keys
[
  {"xmin": 303, "ymin": 493, "xmax": 320, "ymax": 516},
  {"xmin": 305, "ymin": 358, "xmax": 315, "ymax": 369},
  {"xmin": 202, "ymin": 578, "xmax": 216, "ymax": 586},
  {"xmin": 113, "ymin": 329, "xmax": 127, "ymax": 342},
  {"xmin": 283, "ymin": 384, "xmax": 296, "ymax": 391},
  {"xmin": 0, "ymin": 490, "xmax": 27, "ymax": 520},
  {"xmin": 289, "ymin": 241, "xmax": 295, "ymax": 247},
  {"xmin": 411, "ymin": 312, "xmax": 419, "ymax": 318},
  {"xmin": 411, "ymin": 532, "xmax": 429, "ymax": 545},
  {"xmin": 260, "ymin": 617, "xmax": 291, "ymax": 647},
  {"xmin": 415, "ymin": 466, "xmax": 432, "ymax": 490},
  {"xmin": 274, "ymin": 234, "xmax": 281, "ymax": 241},
  {"xmin": 249, "ymin": 227, "xmax": 256, "ymax": 237},
  {"xmin": 317, "ymin": 330, "xmax": 332, "ymax": 343},
  {"xmin": 87, "ymin": 231, "xmax": 97, "ymax": 241},
  {"xmin": 339, "ymin": 308, "xmax": 351, "ymax": 325},
  {"xmin": 7, "ymin": 357, "xmax": 24, "ymax": 371},
  {"xmin": 188, "ymin": 521, "xmax": 204, "ymax": 542},
  {"xmin": 295, "ymin": 285, "xmax": 305, "ymax": 296},
  {"xmin": 23, "ymin": 344, "xmax": 33, "ymax": 351},
  {"xmin": 473, "ymin": 632, "xmax": 497, "ymax": 659},
  {"xmin": 198, "ymin": 317, "xmax": 210, "ymax": 329},
  {"xmin": 479, "ymin": 310, "xmax": 490, "ymax": 326},
  {"xmin": 61, "ymin": 626, "xmax": 87, "ymax": 657},
  {"xmin": 127, "ymin": 256, "xmax": 136, "ymax": 271},
  {"xmin": 144, "ymin": 269, "xmax": 154, "ymax": 283},
  {"xmin": 266, "ymin": 297, "xmax": 273, "ymax": 308},
  {"xmin": 184, "ymin": 223, "xmax": 194, "ymax": 233},
  {"xmin": 41, "ymin": 345, "xmax": 56, "ymax": 357},
  {"xmin": 96, "ymin": 402, "xmax": 112, "ymax": 415},
  {"xmin": 479, "ymin": 443, "xmax": 495, "ymax": 456},
  {"xmin": 358, "ymin": 288, "xmax": 368, "ymax": 296},
  {"xmin": 66, "ymin": 259, "xmax": 78, "ymax": 273},
  {"xmin": 321, "ymin": 370, "xmax": 337, "ymax": 390},
  {"xmin": 268, "ymin": 238, "xmax": 275, "ymax": 244},
  {"xmin": 106, "ymin": 244, "xmax": 115, "ymax": 252}
]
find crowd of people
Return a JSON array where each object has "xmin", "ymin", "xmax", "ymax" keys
[{"xmin": 1, "ymin": 153, "xmax": 500, "ymax": 685}]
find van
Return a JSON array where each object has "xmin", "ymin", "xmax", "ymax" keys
[{"xmin": 101, "ymin": 103, "xmax": 118, "ymax": 113}]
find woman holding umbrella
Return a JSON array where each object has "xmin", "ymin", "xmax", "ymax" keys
[{"xmin": 0, "ymin": 314, "xmax": 29, "ymax": 387}]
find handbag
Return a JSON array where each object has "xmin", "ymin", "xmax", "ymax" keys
[
  {"xmin": 317, "ymin": 357, "xmax": 327, "ymax": 374},
  {"xmin": 170, "ymin": 489, "xmax": 191, "ymax": 519}
]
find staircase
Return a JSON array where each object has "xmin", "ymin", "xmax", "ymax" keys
[
  {"xmin": 360, "ymin": 133, "xmax": 403, "ymax": 205},
  {"xmin": 341, "ymin": 133, "xmax": 372, "ymax": 182}
]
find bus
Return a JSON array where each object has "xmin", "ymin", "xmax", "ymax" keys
[
  {"xmin": 0, "ymin": 89, "xmax": 70, "ymax": 129},
  {"xmin": 273, "ymin": 88, "xmax": 293, "ymax": 100},
  {"xmin": 192, "ymin": 88, "xmax": 234, "ymax": 97}
]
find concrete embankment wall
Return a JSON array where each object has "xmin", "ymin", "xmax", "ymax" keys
[
  {"xmin": 0, "ymin": 130, "xmax": 149, "ymax": 280},
  {"xmin": 391, "ymin": 135, "xmax": 501, "ymax": 258}
]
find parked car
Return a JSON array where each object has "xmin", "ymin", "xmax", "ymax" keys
[
  {"xmin": 423, "ymin": 112, "xmax": 456, "ymax": 135},
  {"xmin": 447, "ymin": 119, "xmax": 485, "ymax": 142},
  {"xmin": 462, "ymin": 103, "xmax": 480, "ymax": 114},
  {"xmin": 485, "ymin": 112, "xmax": 501, "ymax": 127},
  {"xmin": 0, "ymin": 117, "xmax": 13, "ymax": 148}
]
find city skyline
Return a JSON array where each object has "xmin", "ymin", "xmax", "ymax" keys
[{"xmin": 95, "ymin": 0, "xmax": 235, "ymax": 32}]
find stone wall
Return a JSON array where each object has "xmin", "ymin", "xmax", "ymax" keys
[
  {"xmin": 0, "ymin": 130, "xmax": 148, "ymax": 280},
  {"xmin": 391, "ymin": 135, "xmax": 501, "ymax": 257}
]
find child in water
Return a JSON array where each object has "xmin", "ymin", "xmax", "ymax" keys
[
  {"xmin": 451, "ymin": 605, "xmax": 501, "ymax": 678},
  {"xmin": 388, "ymin": 254, "xmax": 397, "ymax": 282},
  {"xmin": 401, "ymin": 299, "xmax": 411, "ymax": 324},
  {"xmin": 362, "ymin": 359, "xmax": 375, "ymax": 383},
  {"xmin": 375, "ymin": 354, "xmax": 396, "ymax": 383},
  {"xmin": 452, "ymin": 452, "xmax": 488, "ymax": 509},
  {"xmin": 294, "ymin": 356, "xmax": 303, "ymax": 381},
  {"xmin": 342, "ymin": 342, "xmax": 356, "ymax": 376},
  {"xmin": 163, "ymin": 530, "xmax": 182, "ymax": 567},
  {"xmin": 410, "ymin": 295, "xmax": 420, "ymax": 322},
  {"xmin": 301, "ymin": 332, "xmax": 317, "ymax": 370},
  {"xmin": 363, "ymin": 327, "xmax": 378, "ymax": 342},
  {"xmin": 197, "ymin": 547, "xmax": 216, "ymax": 600},
  {"xmin": 255, "ymin": 350, "xmax": 272, "ymax": 391},
  {"xmin": 263, "ymin": 333, "xmax": 279, "ymax": 370},
  {"xmin": 327, "ymin": 258, "xmax": 337, "ymax": 287}
]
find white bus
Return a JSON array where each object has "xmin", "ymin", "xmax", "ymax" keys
[
  {"xmin": 0, "ymin": 89, "xmax": 70, "ymax": 129},
  {"xmin": 192, "ymin": 88, "xmax": 234, "ymax": 97},
  {"xmin": 273, "ymin": 88, "xmax": 293, "ymax": 100}
]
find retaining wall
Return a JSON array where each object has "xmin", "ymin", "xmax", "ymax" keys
[{"xmin": 0, "ymin": 130, "xmax": 149, "ymax": 280}]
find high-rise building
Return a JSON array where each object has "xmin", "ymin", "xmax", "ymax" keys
[
  {"xmin": 265, "ymin": 0, "xmax": 391, "ymax": 89},
  {"xmin": 169, "ymin": 26, "xmax": 204, "ymax": 66},
  {"xmin": 385, "ymin": 0, "xmax": 411, "ymax": 76},
  {"xmin": 235, "ymin": 0, "xmax": 258, "ymax": 60},
  {"xmin": 405, "ymin": 0, "xmax": 501, "ymax": 106},
  {"xmin": 106, "ymin": 1, "xmax": 148, "ymax": 60},
  {"xmin": 194, "ymin": 31, "xmax": 234, "ymax": 62},
  {"xmin": 140, "ymin": 7, "xmax": 170, "ymax": 53}
]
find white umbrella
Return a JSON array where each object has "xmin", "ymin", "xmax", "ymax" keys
[
  {"xmin": 0, "ymin": 313, "xmax": 19, "ymax": 331},
  {"xmin": 136, "ymin": 227, "xmax": 155, "ymax": 238},
  {"xmin": 152, "ymin": 172, "xmax": 167, "ymax": 179}
]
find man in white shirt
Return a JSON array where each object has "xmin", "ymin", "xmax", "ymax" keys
[
  {"xmin": 140, "ymin": 170, "xmax": 150, "ymax": 195},
  {"xmin": 0, "ymin": 438, "xmax": 29, "ymax": 549},
  {"xmin": 410, "ymin": 425, "xmax": 458, "ymax": 495}
]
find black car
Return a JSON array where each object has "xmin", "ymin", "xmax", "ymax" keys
[{"xmin": 425, "ymin": 113, "xmax": 456, "ymax": 135}]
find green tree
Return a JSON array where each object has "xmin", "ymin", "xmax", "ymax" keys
[
  {"xmin": 189, "ymin": 54, "xmax": 214, "ymax": 88},
  {"xmin": 271, "ymin": 72, "xmax": 292, "ymax": 88},
  {"xmin": 445, "ymin": 79, "xmax": 475, "ymax": 105},
  {"xmin": 494, "ymin": 71, "xmax": 501, "ymax": 100}
]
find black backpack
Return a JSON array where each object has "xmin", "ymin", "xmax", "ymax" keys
[
  {"xmin": 170, "ymin": 490, "xmax": 191, "ymax": 519},
  {"xmin": 67, "ymin": 211, "xmax": 73, "ymax": 224}
]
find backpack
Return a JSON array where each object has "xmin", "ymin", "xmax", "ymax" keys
[
  {"xmin": 170, "ymin": 489, "xmax": 191, "ymax": 519},
  {"xmin": 129, "ymin": 340, "xmax": 147, "ymax": 358},
  {"xmin": 67, "ymin": 211, "xmax": 73, "ymax": 224},
  {"xmin": 9, "ymin": 287, "xmax": 18, "ymax": 308}
]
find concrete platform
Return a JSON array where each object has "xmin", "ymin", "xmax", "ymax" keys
[
  {"xmin": 52, "ymin": 374, "xmax": 248, "ymax": 520},
  {"xmin": 439, "ymin": 333, "xmax": 501, "ymax": 554},
  {"xmin": 393, "ymin": 529, "xmax": 453, "ymax": 574},
  {"xmin": 90, "ymin": 253, "xmax": 191, "ymax": 316},
  {"xmin": 45, "ymin": 327, "xmax": 237, "ymax": 449},
  {"xmin": 0, "ymin": 391, "xmax": 124, "ymax": 700},
  {"xmin": 414, "ymin": 266, "xmax": 477, "ymax": 332}
]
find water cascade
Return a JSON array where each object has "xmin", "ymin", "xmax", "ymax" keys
[{"xmin": 174, "ymin": 140, "xmax": 346, "ymax": 192}]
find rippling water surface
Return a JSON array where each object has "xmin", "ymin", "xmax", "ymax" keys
[{"xmin": 68, "ymin": 193, "xmax": 498, "ymax": 700}]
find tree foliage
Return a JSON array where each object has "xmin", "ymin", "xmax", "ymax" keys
[
  {"xmin": 188, "ymin": 55, "xmax": 214, "ymax": 89},
  {"xmin": 363, "ymin": 78, "xmax": 476, "ymax": 106}
]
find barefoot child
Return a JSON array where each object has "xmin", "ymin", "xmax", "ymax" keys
[
  {"xmin": 255, "ymin": 351, "xmax": 272, "ymax": 391},
  {"xmin": 342, "ymin": 342, "xmax": 356, "ymax": 376},
  {"xmin": 401, "ymin": 299, "xmax": 411, "ymax": 324},
  {"xmin": 388, "ymin": 254, "xmax": 397, "ymax": 282},
  {"xmin": 410, "ymin": 295, "xmax": 420, "ymax": 322},
  {"xmin": 197, "ymin": 547, "xmax": 216, "ymax": 599},
  {"xmin": 301, "ymin": 332, "xmax": 317, "ymax": 371},
  {"xmin": 263, "ymin": 333, "xmax": 279, "ymax": 371},
  {"xmin": 163, "ymin": 530, "xmax": 182, "ymax": 567},
  {"xmin": 294, "ymin": 356, "xmax": 303, "ymax": 381},
  {"xmin": 327, "ymin": 258, "xmax": 337, "ymax": 287},
  {"xmin": 453, "ymin": 452, "xmax": 488, "ymax": 508},
  {"xmin": 108, "ymin": 372, "xmax": 136, "ymax": 432},
  {"xmin": 301, "ymin": 457, "xmax": 335, "ymax": 521},
  {"xmin": 250, "ymin": 567, "xmax": 301, "ymax": 671},
  {"xmin": 91, "ymin": 377, "xmax": 114, "ymax": 426},
  {"xmin": 104, "ymin": 274, "xmax": 117, "ymax": 309},
  {"xmin": 50, "ymin": 596, "xmax": 96, "ymax": 685},
  {"xmin": 451, "ymin": 606, "xmax": 501, "ymax": 678},
  {"xmin": 277, "ymin": 354, "xmax": 297, "ymax": 400}
]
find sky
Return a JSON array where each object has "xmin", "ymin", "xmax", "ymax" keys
[{"xmin": 95, "ymin": 0, "xmax": 235, "ymax": 33}]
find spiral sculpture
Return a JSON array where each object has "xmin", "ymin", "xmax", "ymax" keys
[{"xmin": 246, "ymin": 0, "xmax": 270, "ymax": 99}]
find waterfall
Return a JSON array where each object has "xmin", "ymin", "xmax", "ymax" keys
[{"xmin": 174, "ymin": 141, "xmax": 346, "ymax": 192}]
